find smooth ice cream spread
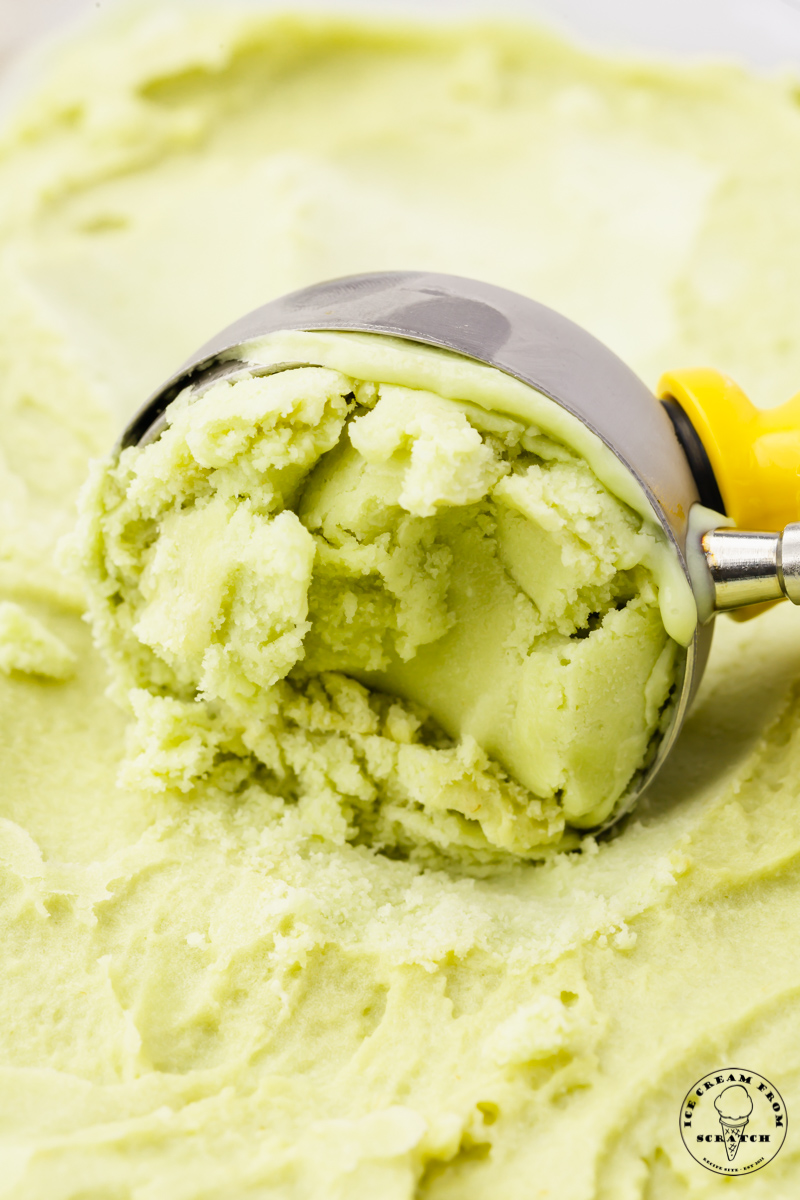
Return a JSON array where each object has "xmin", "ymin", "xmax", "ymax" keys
[{"xmin": 3, "ymin": 6, "xmax": 800, "ymax": 1198}]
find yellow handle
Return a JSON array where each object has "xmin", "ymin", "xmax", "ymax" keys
[{"xmin": 658, "ymin": 368, "xmax": 800, "ymax": 532}]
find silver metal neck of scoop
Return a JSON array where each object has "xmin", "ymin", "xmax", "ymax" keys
[{"xmin": 702, "ymin": 524, "xmax": 800, "ymax": 613}]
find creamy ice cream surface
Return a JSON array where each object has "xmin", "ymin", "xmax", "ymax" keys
[{"xmin": 3, "ymin": 6, "xmax": 800, "ymax": 1198}]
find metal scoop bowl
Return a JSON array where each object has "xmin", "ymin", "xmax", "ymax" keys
[{"xmin": 119, "ymin": 271, "xmax": 800, "ymax": 833}]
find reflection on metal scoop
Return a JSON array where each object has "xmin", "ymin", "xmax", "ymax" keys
[{"xmin": 119, "ymin": 271, "xmax": 800, "ymax": 831}]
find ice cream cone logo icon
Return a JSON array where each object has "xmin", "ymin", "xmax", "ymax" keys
[{"xmin": 714, "ymin": 1085, "xmax": 753, "ymax": 1161}]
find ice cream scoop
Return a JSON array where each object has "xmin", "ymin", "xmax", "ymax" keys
[{"xmin": 118, "ymin": 271, "xmax": 800, "ymax": 830}]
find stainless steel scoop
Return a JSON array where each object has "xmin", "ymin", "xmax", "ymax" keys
[{"xmin": 119, "ymin": 271, "xmax": 800, "ymax": 829}]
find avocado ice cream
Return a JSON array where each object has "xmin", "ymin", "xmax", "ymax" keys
[
  {"xmin": 3, "ymin": 6, "xmax": 800, "ymax": 1198},
  {"xmin": 75, "ymin": 336, "xmax": 682, "ymax": 854}
]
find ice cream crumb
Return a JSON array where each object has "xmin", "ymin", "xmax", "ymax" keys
[{"xmin": 0, "ymin": 602, "xmax": 76, "ymax": 681}]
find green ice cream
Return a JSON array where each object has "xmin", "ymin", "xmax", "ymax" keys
[
  {"xmin": 4, "ymin": 6, "xmax": 800, "ymax": 1199},
  {"xmin": 76, "ymin": 342, "xmax": 678, "ymax": 853}
]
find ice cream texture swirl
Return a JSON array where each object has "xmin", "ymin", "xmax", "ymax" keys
[{"xmin": 4, "ymin": 6, "xmax": 800, "ymax": 1199}]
